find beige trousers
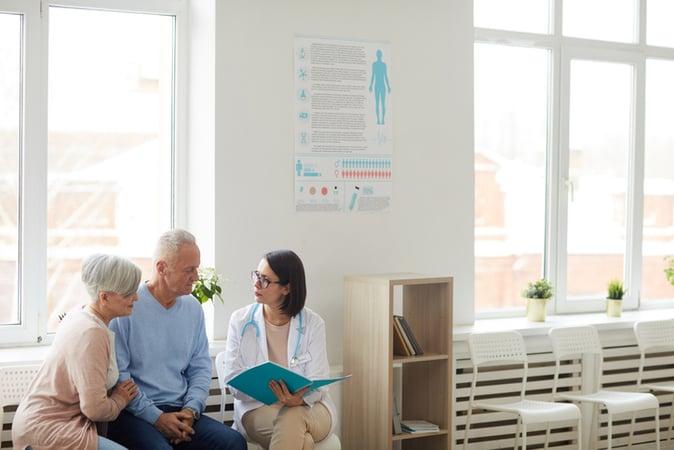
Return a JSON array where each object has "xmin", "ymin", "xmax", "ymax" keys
[{"xmin": 242, "ymin": 402, "xmax": 332, "ymax": 450}]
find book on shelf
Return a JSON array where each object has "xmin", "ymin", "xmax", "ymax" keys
[
  {"xmin": 392, "ymin": 316, "xmax": 413, "ymax": 356},
  {"xmin": 400, "ymin": 420, "xmax": 439, "ymax": 434},
  {"xmin": 394, "ymin": 315, "xmax": 424, "ymax": 355},
  {"xmin": 392, "ymin": 395, "xmax": 402, "ymax": 434}
]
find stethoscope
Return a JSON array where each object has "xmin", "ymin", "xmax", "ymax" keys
[{"xmin": 240, "ymin": 303, "xmax": 305, "ymax": 367}]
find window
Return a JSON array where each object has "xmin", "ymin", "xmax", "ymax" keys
[
  {"xmin": 475, "ymin": 0, "xmax": 674, "ymax": 315},
  {"xmin": 0, "ymin": 0, "xmax": 183, "ymax": 344},
  {"xmin": 563, "ymin": 0, "xmax": 637, "ymax": 43},
  {"xmin": 46, "ymin": 7, "xmax": 174, "ymax": 331},
  {"xmin": 0, "ymin": 12, "xmax": 21, "ymax": 326},
  {"xmin": 642, "ymin": 59, "xmax": 674, "ymax": 302},
  {"xmin": 564, "ymin": 59, "xmax": 632, "ymax": 301},
  {"xmin": 474, "ymin": 0, "xmax": 551, "ymax": 34},
  {"xmin": 474, "ymin": 44, "xmax": 550, "ymax": 312},
  {"xmin": 646, "ymin": 0, "xmax": 674, "ymax": 48}
]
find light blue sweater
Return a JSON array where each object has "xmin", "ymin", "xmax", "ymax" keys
[{"xmin": 110, "ymin": 283, "xmax": 211, "ymax": 424}]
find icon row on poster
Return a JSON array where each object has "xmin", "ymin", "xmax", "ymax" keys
[{"xmin": 340, "ymin": 170, "xmax": 391, "ymax": 180}]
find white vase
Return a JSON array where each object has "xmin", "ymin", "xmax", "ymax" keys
[
  {"xmin": 606, "ymin": 299, "xmax": 622, "ymax": 318},
  {"xmin": 526, "ymin": 298, "xmax": 548, "ymax": 322}
]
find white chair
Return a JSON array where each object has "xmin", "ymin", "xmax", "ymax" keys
[
  {"xmin": 0, "ymin": 365, "xmax": 40, "ymax": 438},
  {"xmin": 463, "ymin": 331, "xmax": 582, "ymax": 450},
  {"xmin": 634, "ymin": 319, "xmax": 674, "ymax": 444},
  {"xmin": 214, "ymin": 351, "xmax": 341, "ymax": 450},
  {"xmin": 549, "ymin": 326, "xmax": 661, "ymax": 450}
]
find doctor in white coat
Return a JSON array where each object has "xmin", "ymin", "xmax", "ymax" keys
[{"xmin": 224, "ymin": 250, "xmax": 336, "ymax": 450}]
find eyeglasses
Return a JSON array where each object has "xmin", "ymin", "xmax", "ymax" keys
[{"xmin": 250, "ymin": 270, "xmax": 284, "ymax": 289}]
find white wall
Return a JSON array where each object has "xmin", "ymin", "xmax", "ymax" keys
[{"xmin": 207, "ymin": 0, "xmax": 474, "ymax": 364}]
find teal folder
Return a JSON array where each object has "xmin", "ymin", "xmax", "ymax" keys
[{"xmin": 227, "ymin": 361, "xmax": 351, "ymax": 405}]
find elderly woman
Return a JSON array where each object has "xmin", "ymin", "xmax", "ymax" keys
[{"xmin": 12, "ymin": 254, "xmax": 141, "ymax": 450}]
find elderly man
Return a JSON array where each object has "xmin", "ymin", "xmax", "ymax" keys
[{"xmin": 108, "ymin": 229, "xmax": 246, "ymax": 450}]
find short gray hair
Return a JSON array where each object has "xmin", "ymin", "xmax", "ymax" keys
[
  {"xmin": 154, "ymin": 229, "xmax": 197, "ymax": 262},
  {"xmin": 81, "ymin": 254, "xmax": 142, "ymax": 300}
]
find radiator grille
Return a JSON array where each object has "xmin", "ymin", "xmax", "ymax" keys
[{"xmin": 454, "ymin": 329, "xmax": 673, "ymax": 450}]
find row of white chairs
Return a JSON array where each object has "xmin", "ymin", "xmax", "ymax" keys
[{"xmin": 463, "ymin": 320, "xmax": 674, "ymax": 450}]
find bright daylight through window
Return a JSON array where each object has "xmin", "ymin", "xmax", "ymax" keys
[
  {"xmin": 0, "ymin": 2, "xmax": 177, "ymax": 343},
  {"xmin": 475, "ymin": 0, "xmax": 674, "ymax": 314},
  {"xmin": 0, "ymin": 12, "xmax": 21, "ymax": 326}
]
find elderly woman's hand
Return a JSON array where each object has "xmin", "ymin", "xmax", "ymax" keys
[{"xmin": 112, "ymin": 379, "xmax": 138, "ymax": 405}]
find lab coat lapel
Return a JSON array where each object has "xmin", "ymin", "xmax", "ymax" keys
[
  {"xmin": 287, "ymin": 310, "xmax": 302, "ymax": 368},
  {"xmin": 253, "ymin": 303, "xmax": 269, "ymax": 362}
]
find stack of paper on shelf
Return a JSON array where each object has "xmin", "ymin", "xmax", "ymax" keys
[
  {"xmin": 392, "ymin": 395, "xmax": 402, "ymax": 434},
  {"xmin": 400, "ymin": 420, "xmax": 439, "ymax": 434}
]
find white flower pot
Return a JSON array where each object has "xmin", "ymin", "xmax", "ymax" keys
[
  {"xmin": 606, "ymin": 299, "xmax": 622, "ymax": 318},
  {"xmin": 526, "ymin": 298, "xmax": 548, "ymax": 322}
]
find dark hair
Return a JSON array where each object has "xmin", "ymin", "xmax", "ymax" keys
[{"xmin": 264, "ymin": 250, "xmax": 306, "ymax": 318}]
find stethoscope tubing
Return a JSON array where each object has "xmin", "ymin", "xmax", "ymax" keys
[{"xmin": 240, "ymin": 303, "xmax": 304, "ymax": 366}]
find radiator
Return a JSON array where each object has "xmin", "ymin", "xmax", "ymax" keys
[{"xmin": 454, "ymin": 328, "xmax": 674, "ymax": 450}]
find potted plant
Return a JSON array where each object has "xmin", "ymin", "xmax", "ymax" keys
[
  {"xmin": 666, "ymin": 257, "xmax": 674, "ymax": 287},
  {"xmin": 606, "ymin": 279, "xmax": 625, "ymax": 318},
  {"xmin": 522, "ymin": 279, "xmax": 553, "ymax": 322},
  {"xmin": 191, "ymin": 267, "xmax": 225, "ymax": 305}
]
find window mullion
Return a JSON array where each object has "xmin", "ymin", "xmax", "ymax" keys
[
  {"xmin": 23, "ymin": 0, "xmax": 49, "ymax": 343},
  {"xmin": 555, "ymin": 46, "xmax": 572, "ymax": 313},
  {"xmin": 547, "ymin": 34, "xmax": 562, "ymax": 314},
  {"xmin": 627, "ymin": 58, "xmax": 646, "ymax": 310}
]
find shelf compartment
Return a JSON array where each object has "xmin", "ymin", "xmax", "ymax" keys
[
  {"xmin": 393, "ymin": 352, "xmax": 449, "ymax": 364},
  {"xmin": 392, "ymin": 429, "xmax": 448, "ymax": 441}
]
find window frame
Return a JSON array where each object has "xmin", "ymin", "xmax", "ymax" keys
[
  {"xmin": 0, "ymin": 0, "xmax": 187, "ymax": 345},
  {"xmin": 474, "ymin": 0, "xmax": 674, "ymax": 318}
]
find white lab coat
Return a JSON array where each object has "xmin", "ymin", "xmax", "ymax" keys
[{"xmin": 224, "ymin": 303, "xmax": 337, "ymax": 440}]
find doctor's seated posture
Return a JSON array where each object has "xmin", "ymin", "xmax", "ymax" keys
[
  {"xmin": 107, "ymin": 229, "xmax": 246, "ymax": 450},
  {"xmin": 224, "ymin": 250, "xmax": 336, "ymax": 450},
  {"xmin": 12, "ymin": 254, "xmax": 141, "ymax": 450}
]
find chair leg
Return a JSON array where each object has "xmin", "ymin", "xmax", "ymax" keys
[
  {"xmin": 607, "ymin": 414, "xmax": 613, "ymax": 450},
  {"xmin": 655, "ymin": 407, "xmax": 661, "ymax": 450},
  {"xmin": 628, "ymin": 412, "xmax": 636, "ymax": 448},
  {"xmin": 667, "ymin": 395, "xmax": 674, "ymax": 442},
  {"xmin": 522, "ymin": 424, "xmax": 527, "ymax": 450},
  {"xmin": 590, "ymin": 404, "xmax": 598, "ymax": 450},
  {"xmin": 463, "ymin": 406, "xmax": 473, "ymax": 450},
  {"xmin": 515, "ymin": 417, "xmax": 521, "ymax": 450}
]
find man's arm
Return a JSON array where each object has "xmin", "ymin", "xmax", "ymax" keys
[
  {"xmin": 110, "ymin": 317, "xmax": 163, "ymax": 424},
  {"xmin": 182, "ymin": 308, "xmax": 212, "ymax": 414}
]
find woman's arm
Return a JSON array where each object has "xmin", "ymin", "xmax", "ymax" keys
[{"xmin": 68, "ymin": 327, "xmax": 126, "ymax": 422}]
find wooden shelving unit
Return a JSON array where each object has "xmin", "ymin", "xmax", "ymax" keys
[{"xmin": 342, "ymin": 274, "xmax": 453, "ymax": 450}]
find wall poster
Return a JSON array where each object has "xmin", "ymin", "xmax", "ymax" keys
[{"xmin": 294, "ymin": 36, "xmax": 393, "ymax": 212}]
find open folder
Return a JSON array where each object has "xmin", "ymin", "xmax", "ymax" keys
[{"xmin": 227, "ymin": 361, "xmax": 351, "ymax": 405}]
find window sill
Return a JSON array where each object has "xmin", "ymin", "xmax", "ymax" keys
[
  {"xmin": 453, "ymin": 308, "xmax": 674, "ymax": 341},
  {"xmin": 0, "ymin": 339, "xmax": 228, "ymax": 367}
]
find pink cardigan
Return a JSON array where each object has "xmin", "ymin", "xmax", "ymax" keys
[{"xmin": 12, "ymin": 309, "xmax": 125, "ymax": 450}]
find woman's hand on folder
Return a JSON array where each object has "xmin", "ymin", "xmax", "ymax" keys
[{"xmin": 269, "ymin": 379, "xmax": 309, "ymax": 407}]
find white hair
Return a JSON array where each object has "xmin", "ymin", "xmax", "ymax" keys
[
  {"xmin": 154, "ymin": 229, "xmax": 197, "ymax": 262},
  {"xmin": 81, "ymin": 254, "xmax": 142, "ymax": 300}
]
